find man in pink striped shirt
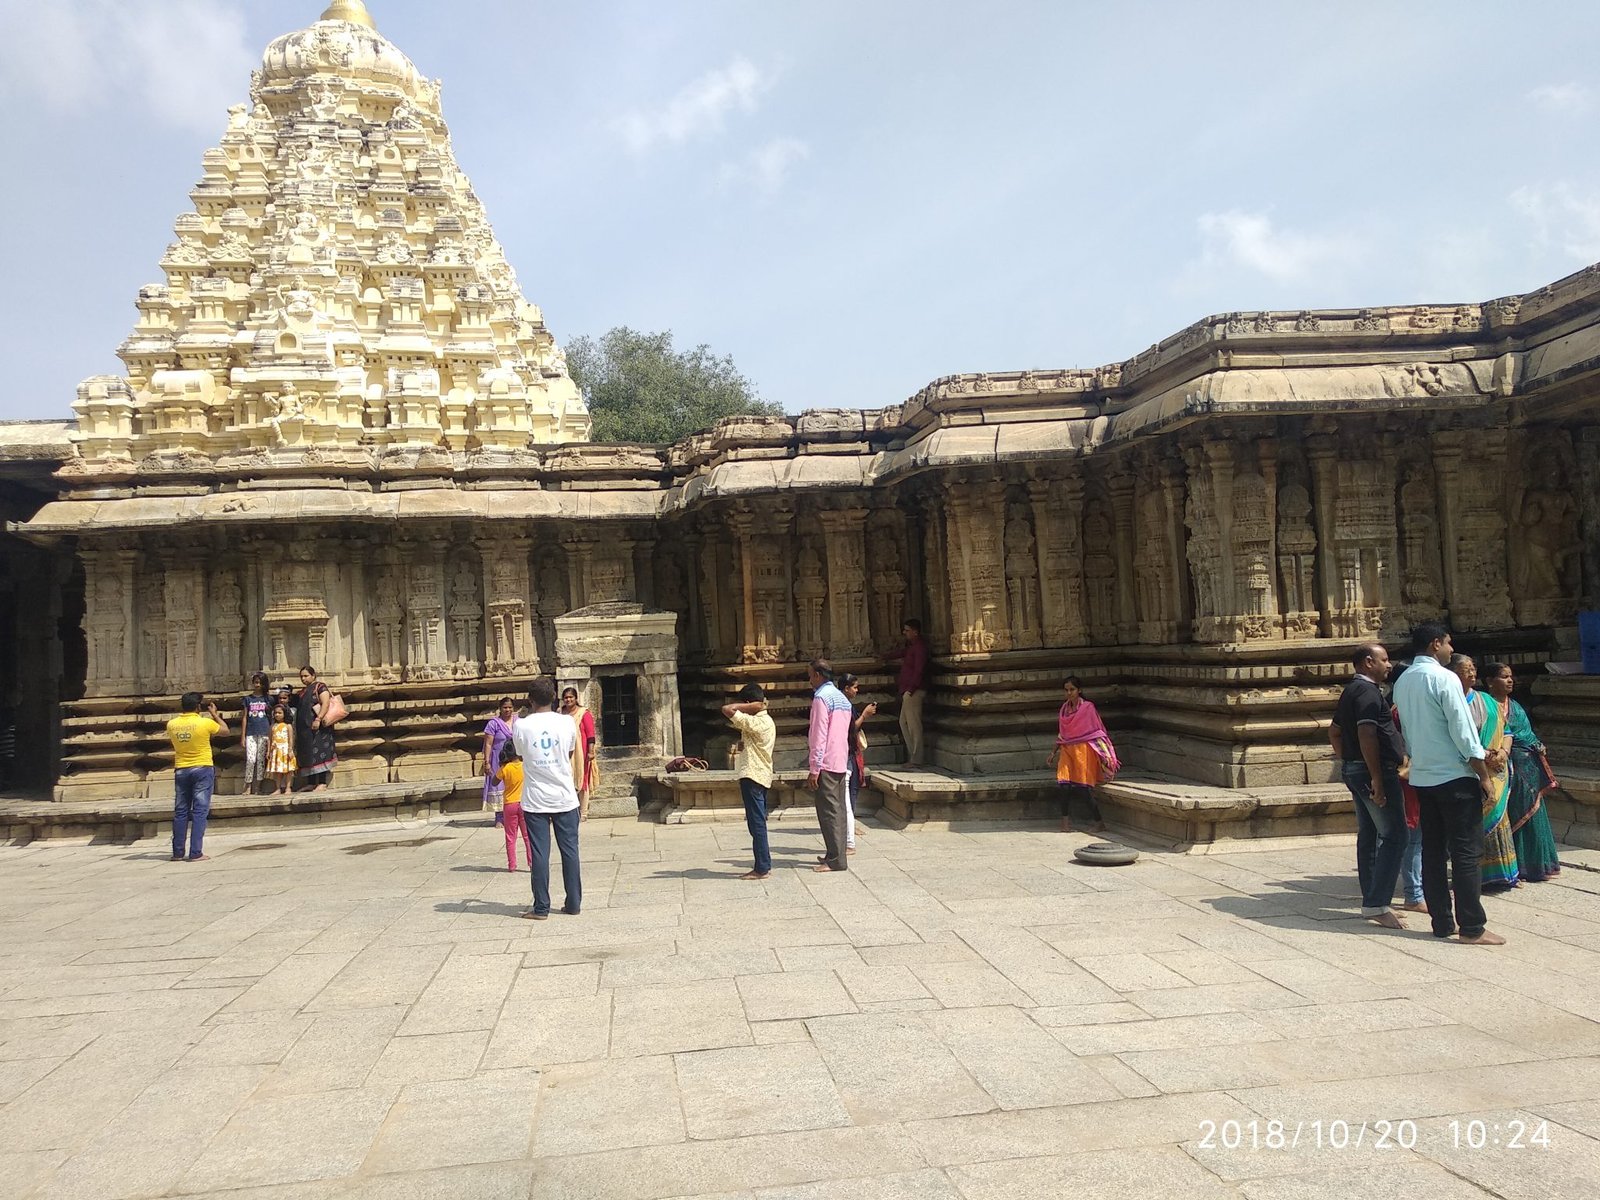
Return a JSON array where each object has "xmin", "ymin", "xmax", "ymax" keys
[{"xmin": 806, "ymin": 658, "xmax": 853, "ymax": 873}]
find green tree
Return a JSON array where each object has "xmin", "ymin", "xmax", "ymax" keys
[{"xmin": 565, "ymin": 327, "xmax": 783, "ymax": 444}]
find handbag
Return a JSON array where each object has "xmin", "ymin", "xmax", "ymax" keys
[
  {"xmin": 665, "ymin": 756, "xmax": 708, "ymax": 773},
  {"xmin": 321, "ymin": 691, "xmax": 349, "ymax": 726}
]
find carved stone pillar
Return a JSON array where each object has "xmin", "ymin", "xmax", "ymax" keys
[
  {"xmin": 1002, "ymin": 500, "xmax": 1042, "ymax": 650},
  {"xmin": 918, "ymin": 491, "xmax": 951, "ymax": 652},
  {"xmin": 1207, "ymin": 441, "xmax": 1238, "ymax": 622},
  {"xmin": 346, "ymin": 542, "xmax": 370, "ymax": 677},
  {"xmin": 81, "ymin": 547, "xmax": 138, "ymax": 696},
  {"xmin": 1306, "ymin": 435, "xmax": 1339, "ymax": 638},
  {"xmin": 161, "ymin": 552, "xmax": 205, "ymax": 694},
  {"xmin": 944, "ymin": 483, "xmax": 1007, "ymax": 653},
  {"xmin": 1107, "ymin": 469, "xmax": 1138, "ymax": 644},
  {"xmin": 446, "ymin": 549, "xmax": 483, "ymax": 677},
  {"xmin": 404, "ymin": 540, "xmax": 448, "ymax": 681},
  {"xmin": 819, "ymin": 507, "xmax": 870, "ymax": 657},
  {"xmin": 1433, "ymin": 428, "xmax": 1513, "ymax": 631},
  {"xmin": 478, "ymin": 533, "xmax": 536, "ymax": 676},
  {"xmin": 728, "ymin": 510, "xmax": 760, "ymax": 662}
]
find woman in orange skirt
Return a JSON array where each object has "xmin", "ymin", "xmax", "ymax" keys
[{"xmin": 1047, "ymin": 676, "xmax": 1119, "ymax": 833}]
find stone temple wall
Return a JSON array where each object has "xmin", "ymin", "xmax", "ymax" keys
[
  {"xmin": 6, "ymin": 4, "xmax": 1599, "ymax": 807},
  {"xmin": 11, "ymin": 261, "xmax": 1600, "ymax": 801}
]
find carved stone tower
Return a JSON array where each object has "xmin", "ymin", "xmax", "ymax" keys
[{"xmin": 70, "ymin": 0, "xmax": 589, "ymax": 473}]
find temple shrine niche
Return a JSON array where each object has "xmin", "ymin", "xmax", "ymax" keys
[{"xmin": 0, "ymin": 0, "xmax": 1593, "ymax": 838}]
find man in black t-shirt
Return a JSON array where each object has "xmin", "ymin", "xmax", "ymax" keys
[{"xmin": 1329, "ymin": 643, "xmax": 1409, "ymax": 929}]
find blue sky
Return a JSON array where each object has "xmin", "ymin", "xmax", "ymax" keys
[{"xmin": 2, "ymin": 0, "xmax": 1597, "ymax": 421}]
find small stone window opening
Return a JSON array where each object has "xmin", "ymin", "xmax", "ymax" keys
[{"xmin": 600, "ymin": 675, "xmax": 639, "ymax": 747}]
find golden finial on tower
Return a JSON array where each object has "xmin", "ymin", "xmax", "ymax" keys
[{"xmin": 320, "ymin": 0, "xmax": 375, "ymax": 28}]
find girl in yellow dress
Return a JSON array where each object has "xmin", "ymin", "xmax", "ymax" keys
[{"xmin": 265, "ymin": 703, "xmax": 297, "ymax": 794}]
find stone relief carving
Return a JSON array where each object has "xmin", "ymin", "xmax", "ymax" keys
[
  {"xmin": 1275, "ymin": 477, "xmax": 1319, "ymax": 638},
  {"xmin": 1004, "ymin": 507, "xmax": 1042, "ymax": 649},
  {"xmin": 794, "ymin": 541, "xmax": 827, "ymax": 656}
]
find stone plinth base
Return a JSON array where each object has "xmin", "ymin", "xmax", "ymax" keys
[
  {"xmin": 1546, "ymin": 769, "xmax": 1600, "ymax": 851},
  {"xmin": 640, "ymin": 768, "xmax": 824, "ymax": 823},
  {"xmin": 869, "ymin": 767, "xmax": 1354, "ymax": 850},
  {"xmin": 3, "ymin": 778, "xmax": 485, "ymax": 844}
]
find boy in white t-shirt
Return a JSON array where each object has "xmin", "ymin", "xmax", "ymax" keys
[
  {"xmin": 510, "ymin": 677, "xmax": 583, "ymax": 919},
  {"xmin": 722, "ymin": 682, "xmax": 776, "ymax": 880}
]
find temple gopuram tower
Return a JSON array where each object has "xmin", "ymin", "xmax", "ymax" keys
[{"xmin": 73, "ymin": 0, "xmax": 588, "ymax": 470}]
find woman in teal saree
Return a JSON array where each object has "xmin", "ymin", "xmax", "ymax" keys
[
  {"xmin": 1483, "ymin": 663, "xmax": 1562, "ymax": 882},
  {"xmin": 1452, "ymin": 656, "xmax": 1518, "ymax": 891}
]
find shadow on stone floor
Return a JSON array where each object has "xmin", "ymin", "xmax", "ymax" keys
[{"xmin": 435, "ymin": 899, "xmax": 527, "ymax": 918}]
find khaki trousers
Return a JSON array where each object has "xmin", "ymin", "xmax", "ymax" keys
[{"xmin": 899, "ymin": 689, "xmax": 925, "ymax": 766}]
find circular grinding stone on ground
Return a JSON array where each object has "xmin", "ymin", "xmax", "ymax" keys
[{"xmin": 1074, "ymin": 841, "xmax": 1139, "ymax": 866}]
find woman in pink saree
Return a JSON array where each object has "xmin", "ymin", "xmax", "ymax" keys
[{"xmin": 1048, "ymin": 676, "xmax": 1120, "ymax": 833}]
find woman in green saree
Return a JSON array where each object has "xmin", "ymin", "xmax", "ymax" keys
[
  {"xmin": 1452, "ymin": 655, "xmax": 1517, "ymax": 891},
  {"xmin": 1483, "ymin": 662, "xmax": 1562, "ymax": 882}
]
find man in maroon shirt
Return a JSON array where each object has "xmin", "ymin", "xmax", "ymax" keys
[{"xmin": 885, "ymin": 619, "xmax": 928, "ymax": 766}]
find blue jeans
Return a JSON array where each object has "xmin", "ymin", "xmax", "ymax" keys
[
  {"xmin": 1401, "ymin": 822, "xmax": 1423, "ymax": 904},
  {"xmin": 173, "ymin": 766, "xmax": 215, "ymax": 860},
  {"xmin": 1340, "ymin": 759, "xmax": 1406, "ymax": 915},
  {"xmin": 524, "ymin": 807, "xmax": 581, "ymax": 916},
  {"xmin": 740, "ymin": 778, "xmax": 771, "ymax": 874}
]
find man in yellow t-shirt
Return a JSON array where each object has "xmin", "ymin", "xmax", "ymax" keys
[
  {"xmin": 166, "ymin": 692, "xmax": 228, "ymax": 862},
  {"xmin": 722, "ymin": 683, "xmax": 776, "ymax": 880}
]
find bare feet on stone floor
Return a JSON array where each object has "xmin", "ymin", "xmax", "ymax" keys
[
  {"xmin": 1458, "ymin": 930, "xmax": 1507, "ymax": 946},
  {"xmin": 813, "ymin": 864, "xmax": 840, "ymax": 873},
  {"xmin": 1401, "ymin": 901, "xmax": 1429, "ymax": 914},
  {"xmin": 740, "ymin": 870, "xmax": 770, "ymax": 881},
  {"xmin": 1366, "ymin": 911, "xmax": 1406, "ymax": 930}
]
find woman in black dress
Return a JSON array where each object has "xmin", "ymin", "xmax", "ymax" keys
[{"xmin": 295, "ymin": 665, "xmax": 337, "ymax": 791}]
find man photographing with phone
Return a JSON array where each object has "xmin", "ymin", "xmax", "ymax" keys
[{"xmin": 167, "ymin": 692, "xmax": 229, "ymax": 862}]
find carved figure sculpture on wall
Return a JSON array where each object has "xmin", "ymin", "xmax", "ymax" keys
[
  {"xmin": 1328, "ymin": 459, "xmax": 1396, "ymax": 637},
  {"xmin": 1231, "ymin": 470, "xmax": 1278, "ymax": 639},
  {"xmin": 1183, "ymin": 449, "xmax": 1223, "ymax": 640},
  {"xmin": 89, "ymin": 571, "xmax": 127, "ymax": 682},
  {"xmin": 794, "ymin": 542, "xmax": 827, "ymax": 656},
  {"xmin": 1398, "ymin": 465, "xmax": 1444, "ymax": 614},
  {"xmin": 371, "ymin": 569, "xmax": 405, "ymax": 680},
  {"xmin": 1004, "ymin": 509, "xmax": 1042, "ymax": 649},
  {"xmin": 264, "ymin": 384, "xmax": 306, "ymax": 446},
  {"xmin": 138, "ymin": 573, "xmax": 166, "ymax": 687},
  {"xmin": 164, "ymin": 572, "xmax": 200, "ymax": 684},
  {"xmin": 870, "ymin": 538, "xmax": 906, "ymax": 648},
  {"xmin": 1512, "ymin": 489, "xmax": 1578, "ymax": 624},
  {"xmin": 1276, "ymin": 479, "xmax": 1319, "ymax": 637},
  {"xmin": 535, "ymin": 556, "xmax": 569, "ymax": 669},
  {"xmin": 747, "ymin": 540, "xmax": 789, "ymax": 664},
  {"xmin": 447, "ymin": 559, "xmax": 481, "ymax": 671},
  {"xmin": 1082, "ymin": 503, "xmax": 1117, "ymax": 643},
  {"xmin": 406, "ymin": 560, "xmax": 446, "ymax": 679},
  {"xmin": 210, "ymin": 571, "xmax": 244, "ymax": 682},
  {"xmin": 1133, "ymin": 484, "xmax": 1169, "ymax": 633}
]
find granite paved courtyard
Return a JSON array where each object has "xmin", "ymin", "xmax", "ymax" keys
[{"xmin": 4, "ymin": 815, "xmax": 1600, "ymax": 1199}]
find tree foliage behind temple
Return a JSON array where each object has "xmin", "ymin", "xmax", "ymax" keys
[{"xmin": 565, "ymin": 327, "xmax": 784, "ymax": 444}]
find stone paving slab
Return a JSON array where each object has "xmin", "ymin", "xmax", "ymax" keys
[{"xmin": 2, "ymin": 815, "xmax": 1600, "ymax": 1197}]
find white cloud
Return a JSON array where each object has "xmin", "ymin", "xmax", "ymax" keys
[
  {"xmin": 1526, "ymin": 82, "xmax": 1593, "ymax": 114},
  {"xmin": 612, "ymin": 57, "xmax": 770, "ymax": 153},
  {"xmin": 717, "ymin": 137, "xmax": 809, "ymax": 195},
  {"xmin": 0, "ymin": 0, "xmax": 253, "ymax": 133},
  {"xmin": 1193, "ymin": 210, "xmax": 1358, "ymax": 284},
  {"xmin": 1511, "ymin": 183, "xmax": 1600, "ymax": 262}
]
